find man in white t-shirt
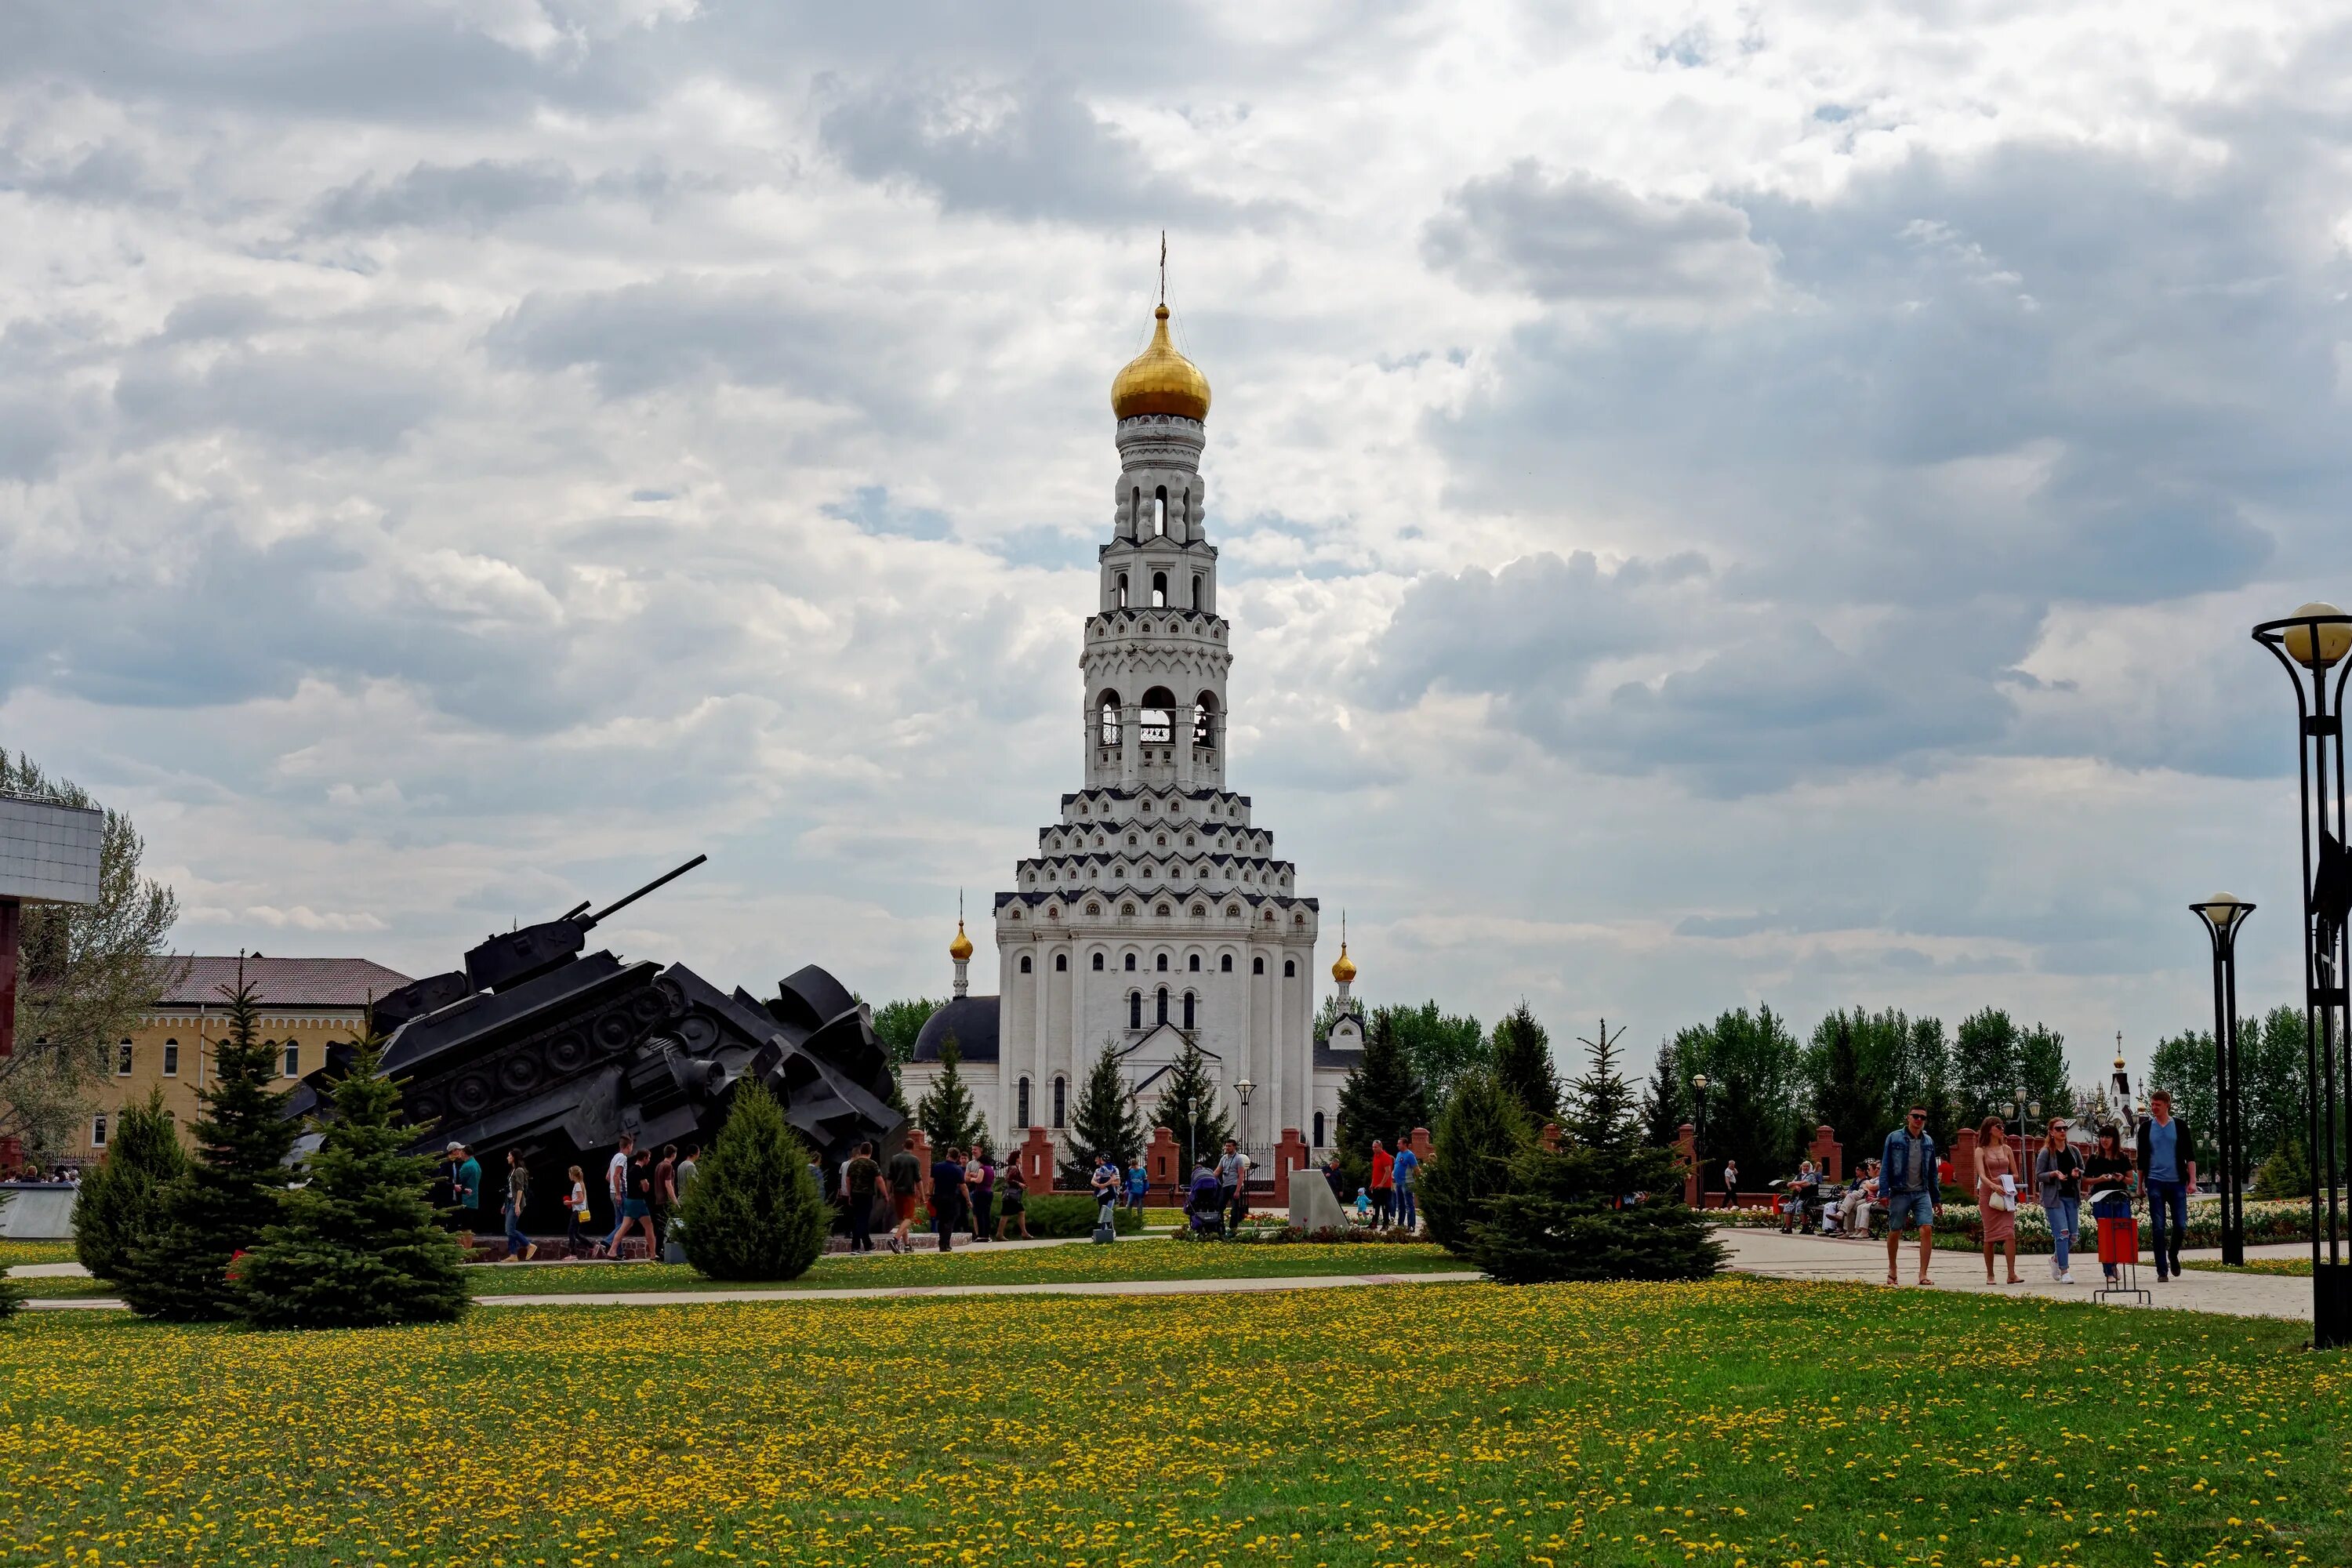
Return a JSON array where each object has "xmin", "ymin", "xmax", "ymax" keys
[{"xmin": 598, "ymin": 1133, "xmax": 636, "ymax": 1257}]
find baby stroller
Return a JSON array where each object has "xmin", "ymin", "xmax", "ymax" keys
[{"xmin": 1185, "ymin": 1168, "xmax": 1225, "ymax": 1237}]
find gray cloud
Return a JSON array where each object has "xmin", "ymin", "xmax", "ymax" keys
[
  {"xmin": 816, "ymin": 74, "xmax": 1267, "ymax": 226},
  {"xmin": 1424, "ymin": 161, "xmax": 1777, "ymax": 307}
]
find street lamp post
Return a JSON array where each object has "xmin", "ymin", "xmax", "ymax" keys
[
  {"xmin": 2192, "ymin": 893, "xmax": 2256, "ymax": 1266},
  {"xmin": 1235, "ymin": 1078, "xmax": 1254, "ymax": 1160},
  {"xmin": 2252, "ymin": 601, "xmax": 2352, "ymax": 1346},
  {"xmin": 1692, "ymin": 1073, "xmax": 1711, "ymax": 1207}
]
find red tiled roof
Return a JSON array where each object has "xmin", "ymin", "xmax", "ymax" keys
[{"xmin": 157, "ymin": 956, "xmax": 415, "ymax": 1009}]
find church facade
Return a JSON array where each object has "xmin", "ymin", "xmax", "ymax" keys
[{"xmin": 903, "ymin": 304, "xmax": 1364, "ymax": 1168}]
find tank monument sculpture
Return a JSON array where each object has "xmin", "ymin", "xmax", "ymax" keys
[{"xmin": 284, "ymin": 855, "xmax": 905, "ymax": 1228}]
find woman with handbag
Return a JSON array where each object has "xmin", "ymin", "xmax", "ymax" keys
[
  {"xmin": 1975, "ymin": 1116, "xmax": 2024, "ymax": 1283},
  {"xmin": 564, "ymin": 1163, "xmax": 593, "ymax": 1258},
  {"xmin": 2083, "ymin": 1125, "xmax": 2136, "ymax": 1286}
]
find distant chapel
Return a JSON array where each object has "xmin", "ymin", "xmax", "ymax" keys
[{"xmin": 898, "ymin": 301, "xmax": 1367, "ymax": 1165}]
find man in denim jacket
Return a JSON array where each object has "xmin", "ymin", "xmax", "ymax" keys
[{"xmin": 1878, "ymin": 1106, "xmax": 1941, "ymax": 1287}]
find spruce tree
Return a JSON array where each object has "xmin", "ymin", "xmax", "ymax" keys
[
  {"xmin": 1490, "ymin": 1001, "xmax": 1562, "ymax": 1123},
  {"xmin": 1062, "ymin": 1044, "xmax": 1146, "ymax": 1184},
  {"xmin": 1149, "ymin": 1034, "xmax": 1232, "ymax": 1174},
  {"xmin": 1334, "ymin": 1010, "xmax": 1428, "ymax": 1187},
  {"xmin": 237, "ymin": 1033, "xmax": 468, "ymax": 1329},
  {"xmin": 674, "ymin": 1082, "xmax": 829, "ymax": 1280},
  {"xmin": 71, "ymin": 1087, "xmax": 187, "ymax": 1283},
  {"xmin": 118, "ymin": 964, "xmax": 296, "ymax": 1321},
  {"xmin": 916, "ymin": 1034, "xmax": 988, "ymax": 1152},
  {"xmin": 1421, "ymin": 1066, "xmax": 1532, "ymax": 1255},
  {"xmin": 1472, "ymin": 1028, "xmax": 1725, "ymax": 1284},
  {"xmin": 1566, "ymin": 1020, "xmax": 1638, "ymax": 1153}
]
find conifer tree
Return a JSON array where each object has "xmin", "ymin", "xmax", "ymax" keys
[
  {"xmin": 1421, "ymin": 1066, "xmax": 1532, "ymax": 1254},
  {"xmin": 237, "ymin": 1032, "xmax": 467, "ymax": 1329},
  {"xmin": 1490, "ymin": 1001, "xmax": 1562, "ymax": 1123},
  {"xmin": 118, "ymin": 963, "xmax": 296, "ymax": 1321},
  {"xmin": 916, "ymin": 1034, "xmax": 988, "ymax": 1152},
  {"xmin": 1471, "ymin": 1025, "xmax": 1725, "ymax": 1284},
  {"xmin": 71, "ymin": 1087, "xmax": 187, "ymax": 1283},
  {"xmin": 674, "ymin": 1082, "xmax": 829, "ymax": 1280},
  {"xmin": 1334, "ymin": 1010, "xmax": 1428, "ymax": 1186},
  {"xmin": 1062, "ymin": 1043, "xmax": 1146, "ymax": 1184},
  {"xmin": 1150, "ymin": 1034, "xmax": 1232, "ymax": 1174}
]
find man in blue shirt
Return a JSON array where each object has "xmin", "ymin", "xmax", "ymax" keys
[
  {"xmin": 447, "ymin": 1141, "xmax": 482, "ymax": 1232},
  {"xmin": 2136, "ymin": 1090, "xmax": 2199, "ymax": 1282},
  {"xmin": 1878, "ymin": 1107, "xmax": 1940, "ymax": 1287},
  {"xmin": 1391, "ymin": 1139, "xmax": 1421, "ymax": 1231}
]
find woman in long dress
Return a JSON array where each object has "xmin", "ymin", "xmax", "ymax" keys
[{"xmin": 1975, "ymin": 1116, "xmax": 2024, "ymax": 1284}]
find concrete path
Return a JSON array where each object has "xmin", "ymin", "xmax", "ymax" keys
[
  {"xmin": 1719, "ymin": 1229, "xmax": 2317, "ymax": 1322},
  {"xmin": 24, "ymin": 1269, "xmax": 1482, "ymax": 1312}
]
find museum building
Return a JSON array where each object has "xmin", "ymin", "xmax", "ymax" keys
[{"xmin": 901, "ymin": 304, "xmax": 1367, "ymax": 1164}]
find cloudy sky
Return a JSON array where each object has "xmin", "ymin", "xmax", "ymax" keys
[{"xmin": 4, "ymin": 0, "xmax": 2348, "ymax": 1088}]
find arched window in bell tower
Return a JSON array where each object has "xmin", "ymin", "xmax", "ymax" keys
[
  {"xmin": 1098, "ymin": 691, "xmax": 1122, "ymax": 746},
  {"xmin": 1192, "ymin": 691, "xmax": 1218, "ymax": 748},
  {"xmin": 1116, "ymin": 572, "xmax": 1129, "ymax": 608},
  {"xmin": 1154, "ymin": 485, "xmax": 1168, "ymax": 536},
  {"xmin": 1140, "ymin": 688, "xmax": 1175, "ymax": 744},
  {"xmin": 1151, "ymin": 571, "xmax": 1167, "ymax": 608},
  {"xmin": 1191, "ymin": 573, "xmax": 1203, "ymax": 610}
]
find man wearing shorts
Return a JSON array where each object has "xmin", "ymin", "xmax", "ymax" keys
[
  {"xmin": 1877, "ymin": 1107, "xmax": 1940, "ymax": 1286},
  {"xmin": 885, "ymin": 1140, "xmax": 924, "ymax": 1254}
]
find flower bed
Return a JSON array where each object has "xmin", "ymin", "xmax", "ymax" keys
[
  {"xmin": 1930, "ymin": 1198, "xmax": 2309, "ymax": 1254},
  {"xmin": 1172, "ymin": 1221, "xmax": 1430, "ymax": 1245}
]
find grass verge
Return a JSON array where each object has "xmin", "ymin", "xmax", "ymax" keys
[{"xmin": 0, "ymin": 1276, "xmax": 2343, "ymax": 1566}]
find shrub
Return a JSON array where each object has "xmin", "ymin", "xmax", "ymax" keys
[
  {"xmin": 1472, "ymin": 1144, "xmax": 1726, "ymax": 1285},
  {"xmin": 1017, "ymin": 1193, "xmax": 1142, "ymax": 1238},
  {"xmin": 1421, "ymin": 1067, "xmax": 1532, "ymax": 1255},
  {"xmin": 72, "ymin": 1088, "xmax": 187, "ymax": 1283},
  {"xmin": 2255, "ymin": 1133, "xmax": 2312, "ymax": 1200},
  {"xmin": 237, "ymin": 1040, "xmax": 467, "ymax": 1330},
  {"xmin": 674, "ymin": 1083, "xmax": 829, "ymax": 1281}
]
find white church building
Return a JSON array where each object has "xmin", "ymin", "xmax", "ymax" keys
[{"xmin": 902, "ymin": 301, "xmax": 1367, "ymax": 1165}]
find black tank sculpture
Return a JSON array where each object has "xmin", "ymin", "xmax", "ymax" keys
[{"xmin": 285, "ymin": 856, "xmax": 904, "ymax": 1230}]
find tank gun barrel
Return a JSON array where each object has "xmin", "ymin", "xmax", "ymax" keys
[{"xmin": 585, "ymin": 853, "xmax": 707, "ymax": 928}]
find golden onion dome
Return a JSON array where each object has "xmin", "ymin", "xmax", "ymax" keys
[
  {"xmin": 949, "ymin": 919, "xmax": 974, "ymax": 964},
  {"xmin": 1110, "ymin": 305, "xmax": 1210, "ymax": 422},
  {"xmin": 1331, "ymin": 942, "xmax": 1356, "ymax": 985}
]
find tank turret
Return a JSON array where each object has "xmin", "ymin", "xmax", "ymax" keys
[{"xmin": 462, "ymin": 855, "xmax": 707, "ymax": 993}]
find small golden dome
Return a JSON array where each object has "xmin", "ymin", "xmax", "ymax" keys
[
  {"xmin": 1110, "ymin": 305, "xmax": 1210, "ymax": 422},
  {"xmin": 1331, "ymin": 942, "xmax": 1356, "ymax": 985},
  {"xmin": 949, "ymin": 919, "xmax": 974, "ymax": 964}
]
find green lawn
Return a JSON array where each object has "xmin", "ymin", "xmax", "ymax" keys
[
  {"xmin": 1, "ymin": 1276, "xmax": 2342, "ymax": 1566},
  {"xmin": 2186, "ymin": 1258, "xmax": 2317, "ymax": 1279},
  {"xmin": 461, "ymin": 1237, "xmax": 1461, "ymax": 1296},
  {"xmin": 0, "ymin": 1238, "xmax": 78, "ymax": 1268}
]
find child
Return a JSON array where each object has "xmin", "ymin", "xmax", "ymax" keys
[{"xmin": 1354, "ymin": 1187, "xmax": 1372, "ymax": 1221}]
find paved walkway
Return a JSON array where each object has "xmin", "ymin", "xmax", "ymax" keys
[{"xmin": 1719, "ymin": 1229, "xmax": 2316, "ymax": 1321}]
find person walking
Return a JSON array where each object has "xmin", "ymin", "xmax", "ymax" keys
[
  {"xmin": 1227, "ymin": 1145, "xmax": 1255, "ymax": 1233},
  {"xmin": 997, "ymin": 1165, "xmax": 1033, "ymax": 1240},
  {"xmin": 1323, "ymin": 1156, "xmax": 1345, "ymax": 1201},
  {"xmin": 1720, "ymin": 1159, "xmax": 1740, "ymax": 1210},
  {"xmin": 1391, "ymin": 1138, "xmax": 1421, "ymax": 1231},
  {"xmin": 967, "ymin": 1146, "xmax": 997, "ymax": 1243},
  {"xmin": 2035, "ymin": 1119, "xmax": 2083, "ymax": 1284},
  {"xmin": 2136, "ymin": 1090, "xmax": 2198, "ymax": 1282},
  {"xmin": 1091, "ymin": 1152, "xmax": 1121, "ymax": 1233},
  {"xmin": 931, "ymin": 1145, "xmax": 968, "ymax": 1253},
  {"xmin": 652, "ymin": 1143, "xmax": 679, "ymax": 1258},
  {"xmin": 1878, "ymin": 1105, "xmax": 1940, "ymax": 1287},
  {"xmin": 564, "ymin": 1163, "xmax": 593, "ymax": 1257},
  {"xmin": 843, "ymin": 1141, "xmax": 881, "ymax": 1254},
  {"xmin": 501, "ymin": 1149, "xmax": 536, "ymax": 1261},
  {"xmin": 1126, "ymin": 1161, "xmax": 1148, "ymax": 1210},
  {"xmin": 1975, "ymin": 1116, "xmax": 2024, "ymax": 1284},
  {"xmin": 1212, "ymin": 1139, "xmax": 1244, "ymax": 1236},
  {"xmin": 2084, "ymin": 1124, "xmax": 2136, "ymax": 1286},
  {"xmin": 614, "ymin": 1149, "xmax": 659, "ymax": 1261},
  {"xmin": 885, "ymin": 1139, "xmax": 924, "ymax": 1254},
  {"xmin": 677, "ymin": 1142, "xmax": 702, "ymax": 1199},
  {"xmin": 448, "ymin": 1142, "xmax": 483, "ymax": 1236},
  {"xmin": 1368, "ymin": 1139, "xmax": 1396, "ymax": 1228},
  {"xmin": 598, "ymin": 1133, "xmax": 636, "ymax": 1257}
]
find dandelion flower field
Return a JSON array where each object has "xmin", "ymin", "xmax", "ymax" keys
[{"xmin": 2, "ymin": 1277, "xmax": 2344, "ymax": 1567}]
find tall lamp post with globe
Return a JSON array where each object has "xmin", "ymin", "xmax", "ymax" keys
[
  {"xmin": 2252, "ymin": 601, "xmax": 2352, "ymax": 1345},
  {"xmin": 1691, "ymin": 1074, "xmax": 1712, "ymax": 1207},
  {"xmin": 2191, "ymin": 893, "xmax": 2255, "ymax": 1266}
]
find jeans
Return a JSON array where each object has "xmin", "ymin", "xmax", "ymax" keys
[
  {"xmin": 2045, "ymin": 1195, "xmax": 2079, "ymax": 1274},
  {"xmin": 971, "ymin": 1192, "xmax": 993, "ymax": 1239},
  {"xmin": 849, "ymin": 1192, "xmax": 874, "ymax": 1252},
  {"xmin": 504, "ymin": 1201, "xmax": 529, "ymax": 1255},
  {"xmin": 1370, "ymin": 1186, "xmax": 1392, "ymax": 1225},
  {"xmin": 2146, "ymin": 1179, "xmax": 2188, "ymax": 1276},
  {"xmin": 1396, "ymin": 1187, "xmax": 1417, "ymax": 1229}
]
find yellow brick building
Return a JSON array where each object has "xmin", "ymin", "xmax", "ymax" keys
[{"xmin": 77, "ymin": 956, "xmax": 412, "ymax": 1159}]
